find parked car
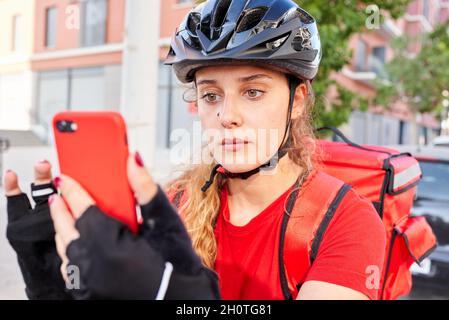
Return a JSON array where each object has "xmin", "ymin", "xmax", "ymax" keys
[
  {"xmin": 433, "ymin": 136, "xmax": 449, "ymax": 147},
  {"xmin": 389, "ymin": 145, "xmax": 449, "ymax": 295}
]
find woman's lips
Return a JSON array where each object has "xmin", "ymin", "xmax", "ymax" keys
[{"xmin": 221, "ymin": 138, "xmax": 249, "ymax": 152}]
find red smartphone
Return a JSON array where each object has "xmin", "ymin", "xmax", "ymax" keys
[{"xmin": 52, "ymin": 111, "xmax": 138, "ymax": 233}]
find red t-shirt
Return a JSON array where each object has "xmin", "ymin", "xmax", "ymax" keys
[{"xmin": 214, "ymin": 174, "xmax": 386, "ymax": 300}]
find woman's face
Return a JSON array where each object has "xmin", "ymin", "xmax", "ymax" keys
[{"xmin": 195, "ymin": 65, "xmax": 305, "ymax": 173}]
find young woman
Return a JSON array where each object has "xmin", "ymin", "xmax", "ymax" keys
[
  {"xmin": 4, "ymin": 0, "xmax": 385, "ymax": 300},
  {"xmin": 163, "ymin": 0, "xmax": 386, "ymax": 300}
]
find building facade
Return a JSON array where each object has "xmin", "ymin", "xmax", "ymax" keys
[
  {"xmin": 0, "ymin": 0, "xmax": 36, "ymax": 130},
  {"xmin": 31, "ymin": 0, "xmax": 125, "ymax": 143},
  {"xmin": 158, "ymin": 0, "xmax": 448, "ymax": 146},
  {"xmin": 336, "ymin": 0, "xmax": 449, "ymax": 145},
  {"xmin": 0, "ymin": 0, "xmax": 447, "ymax": 148}
]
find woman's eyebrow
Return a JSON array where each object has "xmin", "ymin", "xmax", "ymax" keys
[
  {"xmin": 239, "ymin": 74, "xmax": 273, "ymax": 82},
  {"xmin": 196, "ymin": 74, "xmax": 273, "ymax": 86},
  {"xmin": 196, "ymin": 79, "xmax": 217, "ymax": 86}
]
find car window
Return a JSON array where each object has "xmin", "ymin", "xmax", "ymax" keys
[{"xmin": 417, "ymin": 161, "xmax": 449, "ymax": 202}]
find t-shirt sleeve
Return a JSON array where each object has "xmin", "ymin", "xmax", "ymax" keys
[{"xmin": 304, "ymin": 189, "xmax": 386, "ymax": 300}]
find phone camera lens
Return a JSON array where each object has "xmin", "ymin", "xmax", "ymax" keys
[{"xmin": 57, "ymin": 121, "xmax": 67, "ymax": 132}]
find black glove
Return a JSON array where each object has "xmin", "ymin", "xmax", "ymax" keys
[
  {"xmin": 139, "ymin": 185, "xmax": 204, "ymax": 275},
  {"xmin": 6, "ymin": 182, "xmax": 72, "ymax": 300},
  {"xmin": 65, "ymin": 186, "xmax": 221, "ymax": 300}
]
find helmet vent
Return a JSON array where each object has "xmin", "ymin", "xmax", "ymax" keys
[
  {"xmin": 168, "ymin": 47, "xmax": 175, "ymax": 57},
  {"xmin": 187, "ymin": 12, "xmax": 201, "ymax": 35},
  {"xmin": 292, "ymin": 27, "xmax": 313, "ymax": 51},
  {"xmin": 296, "ymin": 8, "xmax": 314, "ymax": 24},
  {"xmin": 212, "ymin": 0, "xmax": 232, "ymax": 29},
  {"xmin": 235, "ymin": 7, "xmax": 268, "ymax": 33},
  {"xmin": 280, "ymin": 8, "xmax": 314, "ymax": 26},
  {"xmin": 265, "ymin": 33, "xmax": 289, "ymax": 50}
]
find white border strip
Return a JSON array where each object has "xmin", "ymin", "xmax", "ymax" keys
[
  {"xmin": 24, "ymin": 38, "xmax": 172, "ymax": 63},
  {"xmin": 342, "ymin": 67, "xmax": 377, "ymax": 80},
  {"xmin": 31, "ymin": 43, "xmax": 124, "ymax": 61},
  {"xmin": 32, "ymin": 188, "xmax": 55, "ymax": 197},
  {"xmin": 393, "ymin": 163, "xmax": 422, "ymax": 190},
  {"xmin": 155, "ymin": 262, "xmax": 174, "ymax": 300},
  {"xmin": 404, "ymin": 14, "xmax": 433, "ymax": 33}
]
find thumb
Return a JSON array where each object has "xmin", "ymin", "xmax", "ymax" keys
[
  {"xmin": 3, "ymin": 170, "xmax": 22, "ymax": 196},
  {"xmin": 127, "ymin": 152, "xmax": 158, "ymax": 206}
]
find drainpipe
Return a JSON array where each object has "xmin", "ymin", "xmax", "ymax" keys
[{"xmin": 120, "ymin": 0, "xmax": 161, "ymax": 168}]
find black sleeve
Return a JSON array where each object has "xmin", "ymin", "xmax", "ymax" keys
[
  {"xmin": 6, "ymin": 188, "xmax": 72, "ymax": 300},
  {"xmin": 66, "ymin": 202, "xmax": 220, "ymax": 300},
  {"xmin": 139, "ymin": 185, "xmax": 221, "ymax": 299}
]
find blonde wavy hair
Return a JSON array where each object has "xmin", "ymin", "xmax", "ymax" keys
[{"xmin": 165, "ymin": 78, "xmax": 318, "ymax": 269}]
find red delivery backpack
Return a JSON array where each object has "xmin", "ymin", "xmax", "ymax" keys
[
  {"xmin": 292, "ymin": 127, "xmax": 437, "ymax": 300},
  {"xmin": 169, "ymin": 127, "xmax": 437, "ymax": 300}
]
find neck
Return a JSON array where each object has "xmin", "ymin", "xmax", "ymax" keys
[{"xmin": 225, "ymin": 155, "xmax": 303, "ymax": 225}]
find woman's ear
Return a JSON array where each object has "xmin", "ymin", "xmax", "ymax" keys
[{"xmin": 291, "ymin": 83, "xmax": 308, "ymax": 120}]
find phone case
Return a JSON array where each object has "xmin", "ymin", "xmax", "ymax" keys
[{"xmin": 53, "ymin": 111, "xmax": 138, "ymax": 233}]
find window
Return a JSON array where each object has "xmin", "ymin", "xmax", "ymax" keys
[
  {"xmin": 355, "ymin": 39, "xmax": 367, "ymax": 71},
  {"xmin": 80, "ymin": 0, "xmax": 108, "ymax": 47},
  {"xmin": 370, "ymin": 46, "xmax": 386, "ymax": 76},
  {"xmin": 12, "ymin": 15, "xmax": 23, "ymax": 52},
  {"xmin": 417, "ymin": 161, "xmax": 449, "ymax": 203},
  {"xmin": 37, "ymin": 70, "xmax": 69, "ymax": 142},
  {"xmin": 45, "ymin": 7, "xmax": 57, "ymax": 48},
  {"xmin": 37, "ymin": 66, "xmax": 121, "ymax": 143},
  {"xmin": 156, "ymin": 62, "xmax": 198, "ymax": 150},
  {"xmin": 70, "ymin": 67, "xmax": 105, "ymax": 109},
  {"xmin": 422, "ymin": 0, "xmax": 430, "ymax": 22}
]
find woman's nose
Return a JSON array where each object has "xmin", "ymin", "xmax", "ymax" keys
[{"xmin": 218, "ymin": 96, "xmax": 243, "ymax": 128}]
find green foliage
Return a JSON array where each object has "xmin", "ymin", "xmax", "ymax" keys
[
  {"xmin": 297, "ymin": 0, "xmax": 411, "ymax": 130},
  {"xmin": 376, "ymin": 21, "xmax": 449, "ymax": 117}
]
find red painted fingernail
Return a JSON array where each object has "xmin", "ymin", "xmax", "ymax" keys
[
  {"xmin": 135, "ymin": 152, "xmax": 144, "ymax": 168},
  {"xmin": 39, "ymin": 159, "xmax": 50, "ymax": 164},
  {"xmin": 48, "ymin": 194, "xmax": 56, "ymax": 205},
  {"xmin": 53, "ymin": 176, "xmax": 61, "ymax": 188}
]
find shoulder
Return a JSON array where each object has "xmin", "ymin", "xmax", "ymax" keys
[
  {"xmin": 331, "ymin": 188, "xmax": 384, "ymax": 235},
  {"xmin": 321, "ymin": 187, "xmax": 386, "ymax": 251},
  {"xmin": 309, "ymin": 170, "xmax": 384, "ymax": 238},
  {"xmin": 304, "ymin": 187, "xmax": 386, "ymax": 300}
]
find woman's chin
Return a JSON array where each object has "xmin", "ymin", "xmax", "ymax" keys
[
  {"xmin": 212, "ymin": 147, "xmax": 275, "ymax": 173},
  {"xmin": 219, "ymin": 164, "xmax": 261, "ymax": 174},
  {"xmin": 216, "ymin": 158, "xmax": 274, "ymax": 174}
]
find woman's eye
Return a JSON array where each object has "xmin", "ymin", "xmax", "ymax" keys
[
  {"xmin": 202, "ymin": 93, "xmax": 219, "ymax": 103},
  {"xmin": 246, "ymin": 89, "xmax": 263, "ymax": 99}
]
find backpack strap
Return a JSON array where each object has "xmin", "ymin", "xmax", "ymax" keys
[
  {"xmin": 310, "ymin": 183, "xmax": 352, "ymax": 264},
  {"xmin": 279, "ymin": 171, "xmax": 351, "ymax": 300}
]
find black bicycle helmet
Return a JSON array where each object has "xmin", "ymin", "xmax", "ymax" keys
[
  {"xmin": 165, "ymin": 0, "xmax": 321, "ymax": 83},
  {"xmin": 164, "ymin": 0, "xmax": 322, "ymax": 191}
]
